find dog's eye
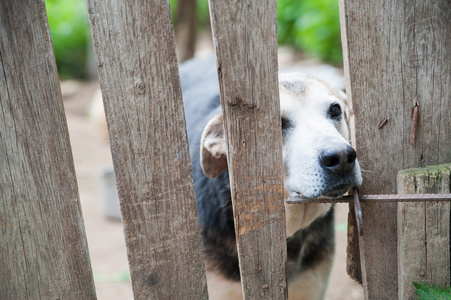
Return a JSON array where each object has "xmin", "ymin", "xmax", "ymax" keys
[
  {"xmin": 281, "ymin": 117, "xmax": 292, "ymax": 136},
  {"xmin": 328, "ymin": 103, "xmax": 342, "ymax": 119}
]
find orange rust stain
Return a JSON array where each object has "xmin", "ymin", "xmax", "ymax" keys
[
  {"xmin": 0, "ymin": 220, "xmax": 10, "ymax": 231},
  {"xmin": 235, "ymin": 196, "xmax": 286, "ymax": 237},
  {"xmin": 229, "ymin": 175, "xmax": 286, "ymax": 240}
]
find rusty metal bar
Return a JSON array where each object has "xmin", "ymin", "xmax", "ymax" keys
[
  {"xmin": 286, "ymin": 190, "xmax": 451, "ymax": 237},
  {"xmin": 285, "ymin": 193, "xmax": 451, "ymax": 204}
]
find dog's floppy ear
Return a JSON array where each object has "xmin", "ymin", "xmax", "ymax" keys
[{"xmin": 200, "ymin": 113, "xmax": 228, "ymax": 178}]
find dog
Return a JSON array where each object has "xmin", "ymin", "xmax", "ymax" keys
[
  {"xmin": 180, "ymin": 57, "xmax": 362, "ymax": 299},
  {"xmin": 87, "ymin": 56, "xmax": 362, "ymax": 298}
]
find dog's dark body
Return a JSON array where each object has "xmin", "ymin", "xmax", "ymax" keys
[{"xmin": 180, "ymin": 58, "xmax": 340, "ymax": 299}]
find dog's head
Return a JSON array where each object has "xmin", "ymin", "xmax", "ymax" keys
[
  {"xmin": 200, "ymin": 73, "xmax": 362, "ymax": 200},
  {"xmin": 278, "ymin": 73, "xmax": 362, "ymax": 198}
]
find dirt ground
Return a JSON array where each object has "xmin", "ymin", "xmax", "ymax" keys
[{"xmin": 62, "ymin": 49, "xmax": 363, "ymax": 299}]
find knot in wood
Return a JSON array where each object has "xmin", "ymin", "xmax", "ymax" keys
[
  {"xmin": 145, "ymin": 272, "xmax": 159, "ymax": 286},
  {"xmin": 228, "ymin": 96, "xmax": 255, "ymax": 109},
  {"xmin": 136, "ymin": 82, "xmax": 146, "ymax": 95}
]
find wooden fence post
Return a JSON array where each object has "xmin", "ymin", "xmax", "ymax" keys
[
  {"xmin": 87, "ymin": 0, "xmax": 207, "ymax": 299},
  {"xmin": 339, "ymin": 0, "xmax": 451, "ymax": 298},
  {"xmin": 0, "ymin": 1, "xmax": 96, "ymax": 298},
  {"xmin": 398, "ymin": 164, "xmax": 451, "ymax": 299},
  {"xmin": 208, "ymin": 0, "xmax": 287, "ymax": 299}
]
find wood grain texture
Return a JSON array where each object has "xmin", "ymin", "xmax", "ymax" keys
[
  {"xmin": 87, "ymin": 1, "xmax": 207, "ymax": 299},
  {"xmin": 346, "ymin": 203, "xmax": 362, "ymax": 284},
  {"xmin": 0, "ymin": 1, "xmax": 96, "ymax": 299},
  {"xmin": 340, "ymin": 0, "xmax": 451, "ymax": 298},
  {"xmin": 208, "ymin": 1, "xmax": 287, "ymax": 299},
  {"xmin": 398, "ymin": 164, "xmax": 451, "ymax": 299}
]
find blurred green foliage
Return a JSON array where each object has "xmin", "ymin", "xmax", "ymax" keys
[
  {"xmin": 45, "ymin": 0, "xmax": 90, "ymax": 79},
  {"xmin": 171, "ymin": 0, "xmax": 343, "ymax": 64},
  {"xmin": 46, "ymin": 0, "xmax": 342, "ymax": 78},
  {"xmin": 277, "ymin": 0, "xmax": 343, "ymax": 64}
]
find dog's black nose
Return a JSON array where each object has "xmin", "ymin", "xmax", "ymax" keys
[{"xmin": 320, "ymin": 145, "xmax": 356, "ymax": 175}]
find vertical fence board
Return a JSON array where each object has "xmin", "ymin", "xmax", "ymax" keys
[
  {"xmin": 208, "ymin": 0, "xmax": 287, "ymax": 299},
  {"xmin": 398, "ymin": 164, "xmax": 451, "ymax": 299},
  {"xmin": 86, "ymin": 1, "xmax": 208, "ymax": 299},
  {"xmin": 340, "ymin": 0, "xmax": 451, "ymax": 298},
  {"xmin": 0, "ymin": 1, "xmax": 96, "ymax": 299}
]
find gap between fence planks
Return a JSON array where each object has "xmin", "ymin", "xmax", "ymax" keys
[
  {"xmin": 0, "ymin": 1, "xmax": 96, "ymax": 299},
  {"xmin": 87, "ymin": 1, "xmax": 207, "ymax": 299},
  {"xmin": 398, "ymin": 164, "xmax": 451, "ymax": 299},
  {"xmin": 340, "ymin": 0, "xmax": 451, "ymax": 298},
  {"xmin": 208, "ymin": 0, "xmax": 287, "ymax": 299}
]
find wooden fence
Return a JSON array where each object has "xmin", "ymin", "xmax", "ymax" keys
[
  {"xmin": 340, "ymin": 0, "xmax": 451, "ymax": 298},
  {"xmin": 1, "ymin": 0, "xmax": 450, "ymax": 299}
]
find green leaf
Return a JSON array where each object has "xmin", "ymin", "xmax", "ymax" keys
[{"xmin": 413, "ymin": 282, "xmax": 451, "ymax": 300}]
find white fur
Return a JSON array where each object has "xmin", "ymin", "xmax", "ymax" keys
[
  {"xmin": 206, "ymin": 269, "xmax": 243, "ymax": 300},
  {"xmin": 201, "ymin": 73, "xmax": 362, "ymax": 299},
  {"xmin": 280, "ymin": 75, "xmax": 360, "ymax": 196},
  {"xmin": 278, "ymin": 74, "xmax": 362, "ymax": 237}
]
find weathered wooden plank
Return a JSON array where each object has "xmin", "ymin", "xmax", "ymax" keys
[
  {"xmin": 339, "ymin": 0, "xmax": 451, "ymax": 298},
  {"xmin": 0, "ymin": 1, "xmax": 96, "ymax": 299},
  {"xmin": 339, "ymin": 0, "xmax": 363, "ymax": 287},
  {"xmin": 346, "ymin": 203, "xmax": 362, "ymax": 284},
  {"xmin": 398, "ymin": 164, "xmax": 451, "ymax": 299},
  {"xmin": 208, "ymin": 0, "xmax": 287, "ymax": 299},
  {"xmin": 86, "ymin": 1, "xmax": 207, "ymax": 299}
]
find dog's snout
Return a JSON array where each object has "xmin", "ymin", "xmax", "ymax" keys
[{"xmin": 320, "ymin": 145, "xmax": 356, "ymax": 175}]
